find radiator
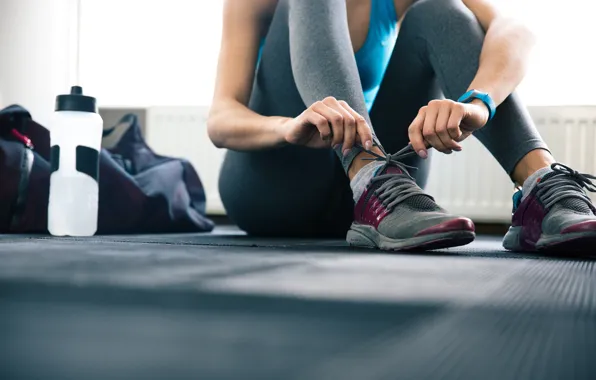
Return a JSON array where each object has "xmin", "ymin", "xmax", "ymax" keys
[{"xmin": 144, "ymin": 106, "xmax": 596, "ymax": 222}]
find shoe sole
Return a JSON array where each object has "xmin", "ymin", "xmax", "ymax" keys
[
  {"xmin": 503, "ymin": 226, "xmax": 596, "ymax": 255},
  {"xmin": 347, "ymin": 223, "xmax": 476, "ymax": 251}
]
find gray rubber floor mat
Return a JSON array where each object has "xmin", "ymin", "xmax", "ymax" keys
[
  {"xmin": 0, "ymin": 229, "xmax": 565, "ymax": 259},
  {"xmin": 2, "ymin": 229, "xmax": 346, "ymax": 248},
  {"xmin": 0, "ymin": 231, "xmax": 595, "ymax": 379}
]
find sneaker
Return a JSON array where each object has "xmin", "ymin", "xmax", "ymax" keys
[
  {"xmin": 503, "ymin": 163, "xmax": 596, "ymax": 253},
  {"xmin": 346, "ymin": 146, "xmax": 475, "ymax": 251}
]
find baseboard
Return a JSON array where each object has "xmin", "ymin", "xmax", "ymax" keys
[
  {"xmin": 474, "ymin": 223, "xmax": 509, "ymax": 237},
  {"xmin": 206, "ymin": 216, "xmax": 509, "ymax": 237},
  {"xmin": 208, "ymin": 214, "xmax": 234, "ymax": 226}
]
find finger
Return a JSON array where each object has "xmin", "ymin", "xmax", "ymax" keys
[
  {"xmin": 436, "ymin": 104, "xmax": 462, "ymax": 151},
  {"xmin": 313, "ymin": 100, "xmax": 344, "ymax": 147},
  {"xmin": 356, "ymin": 116, "xmax": 374, "ymax": 151},
  {"xmin": 320, "ymin": 97, "xmax": 347, "ymax": 148},
  {"xmin": 422, "ymin": 102, "xmax": 449, "ymax": 153},
  {"xmin": 337, "ymin": 100, "xmax": 373, "ymax": 150},
  {"xmin": 408, "ymin": 108, "xmax": 427, "ymax": 158},
  {"xmin": 303, "ymin": 109, "xmax": 331, "ymax": 142},
  {"xmin": 326, "ymin": 98, "xmax": 356, "ymax": 155},
  {"xmin": 447, "ymin": 103, "xmax": 465, "ymax": 144}
]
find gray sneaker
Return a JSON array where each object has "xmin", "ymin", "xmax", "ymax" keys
[
  {"xmin": 347, "ymin": 146, "xmax": 475, "ymax": 251},
  {"xmin": 503, "ymin": 163, "xmax": 596, "ymax": 253}
]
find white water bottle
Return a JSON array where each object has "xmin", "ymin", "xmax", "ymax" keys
[{"xmin": 48, "ymin": 86, "xmax": 102, "ymax": 236}]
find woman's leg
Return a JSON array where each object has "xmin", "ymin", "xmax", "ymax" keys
[
  {"xmin": 369, "ymin": 0, "xmax": 596, "ymax": 253},
  {"xmin": 220, "ymin": 0, "xmax": 368, "ymax": 237},
  {"xmin": 255, "ymin": 0, "xmax": 380, "ymax": 172},
  {"xmin": 222, "ymin": 0, "xmax": 476, "ymax": 247},
  {"xmin": 371, "ymin": 0, "xmax": 548, "ymax": 179}
]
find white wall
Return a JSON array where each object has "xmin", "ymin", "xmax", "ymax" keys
[
  {"xmin": 499, "ymin": 0, "xmax": 596, "ymax": 106},
  {"xmin": 75, "ymin": 0, "xmax": 596, "ymax": 108},
  {"xmin": 78, "ymin": 0, "xmax": 596, "ymax": 218},
  {"xmin": 78, "ymin": 0, "xmax": 224, "ymax": 108},
  {"xmin": 0, "ymin": 0, "xmax": 78, "ymax": 127},
  {"xmin": 2, "ymin": 0, "xmax": 595, "ymax": 120}
]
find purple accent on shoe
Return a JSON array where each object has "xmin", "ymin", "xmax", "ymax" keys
[
  {"xmin": 562, "ymin": 220, "xmax": 596, "ymax": 234},
  {"xmin": 511, "ymin": 190, "xmax": 548, "ymax": 249},
  {"xmin": 383, "ymin": 166, "xmax": 402, "ymax": 175},
  {"xmin": 415, "ymin": 218, "xmax": 475, "ymax": 237},
  {"xmin": 354, "ymin": 190, "xmax": 390, "ymax": 228},
  {"xmin": 353, "ymin": 165, "xmax": 404, "ymax": 228}
]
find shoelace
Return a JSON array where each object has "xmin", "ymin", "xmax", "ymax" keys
[
  {"xmin": 537, "ymin": 163, "xmax": 596, "ymax": 210},
  {"xmin": 359, "ymin": 144, "xmax": 435, "ymax": 211}
]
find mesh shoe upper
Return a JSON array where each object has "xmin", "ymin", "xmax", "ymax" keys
[{"xmin": 536, "ymin": 164, "xmax": 596, "ymax": 234}]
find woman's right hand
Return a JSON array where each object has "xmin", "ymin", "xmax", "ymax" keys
[{"xmin": 281, "ymin": 96, "xmax": 373, "ymax": 154}]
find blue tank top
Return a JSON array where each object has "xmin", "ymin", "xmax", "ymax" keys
[
  {"xmin": 356, "ymin": 0, "xmax": 398, "ymax": 111},
  {"xmin": 258, "ymin": 0, "xmax": 398, "ymax": 111}
]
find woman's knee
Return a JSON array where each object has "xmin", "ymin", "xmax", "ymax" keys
[{"xmin": 403, "ymin": 0, "xmax": 478, "ymax": 32}]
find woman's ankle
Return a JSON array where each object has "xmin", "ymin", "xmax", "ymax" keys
[
  {"xmin": 512, "ymin": 148, "xmax": 556, "ymax": 186},
  {"xmin": 347, "ymin": 147, "xmax": 384, "ymax": 180}
]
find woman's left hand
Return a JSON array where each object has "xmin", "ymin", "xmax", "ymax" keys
[{"xmin": 408, "ymin": 99, "xmax": 490, "ymax": 158}]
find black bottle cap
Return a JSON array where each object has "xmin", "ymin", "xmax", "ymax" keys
[{"xmin": 55, "ymin": 86, "xmax": 97, "ymax": 113}]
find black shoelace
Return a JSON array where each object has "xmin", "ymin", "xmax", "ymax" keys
[
  {"xmin": 358, "ymin": 144, "xmax": 435, "ymax": 211},
  {"xmin": 537, "ymin": 163, "xmax": 596, "ymax": 210}
]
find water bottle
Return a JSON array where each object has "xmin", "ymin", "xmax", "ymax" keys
[{"xmin": 48, "ymin": 86, "xmax": 102, "ymax": 236}]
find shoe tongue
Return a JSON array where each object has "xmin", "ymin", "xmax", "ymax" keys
[{"xmin": 378, "ymin": 165, "xmax": 403, "ymax": 176}]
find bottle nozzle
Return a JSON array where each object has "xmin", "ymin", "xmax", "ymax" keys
[{"xmin": 56, "ymin": 86, "xmax": 96, "ymax": 113}]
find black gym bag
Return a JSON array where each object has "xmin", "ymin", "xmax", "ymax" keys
[{"xmin": 0, "ymin": 105, "xmax": 214, "ymax": 234}]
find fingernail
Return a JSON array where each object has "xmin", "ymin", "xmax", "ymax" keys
[
  {"xmin": 333, "ymin": 144, "xmax": 340, "ymax": 150},
  {"xmin": 418, "ymin": 150, "xmax": 428, "ymax": 159},
  {"xmin": 343, "ymin": 149, "xmax": 350, "ymax": 157},
  {"xmin": 454, "ymin": 146, "xmax": 463, "ymax": 151},
  {"xmin": 365, "ymin": 141, "xmax": 372, "ymax": 150}
]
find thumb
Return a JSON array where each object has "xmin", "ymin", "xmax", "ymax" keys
[{"xmin": 457, "ymin": 130, "xmax": 473, "ymax": 142}]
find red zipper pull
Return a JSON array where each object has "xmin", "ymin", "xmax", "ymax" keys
[{"xmin": 10, "ymin": 128, "xmax": 34, "ymax": 149}]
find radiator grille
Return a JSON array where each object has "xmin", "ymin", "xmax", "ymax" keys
[{"xmin": 143, "ymin": 106, "xmax": 596, "ymax": 221}]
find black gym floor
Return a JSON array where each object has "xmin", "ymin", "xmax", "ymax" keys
[{"xmin": 1, "ymin": 228, "xmax": 595, "ymax": 380}]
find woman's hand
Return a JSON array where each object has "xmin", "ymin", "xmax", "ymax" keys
[
  {"xmin": 408, "ymin": 99, "xmax": 490, "ymax": 158},
  {"xmin": 282, "ymin": 96, "xmax": 373, "ymax": 154}
]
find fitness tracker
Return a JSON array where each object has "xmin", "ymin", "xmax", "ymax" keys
[{"xmin": 457, "ymin": 90, "xmax": 496, "ymax": 121}]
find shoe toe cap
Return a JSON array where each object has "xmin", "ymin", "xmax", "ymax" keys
[{"xmin": 415, "ymin": 217, "xmax": 475, "ymax": 237}]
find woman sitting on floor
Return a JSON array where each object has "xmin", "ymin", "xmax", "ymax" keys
[{"xmin": 207, "ymin": 0, "xmax": 596, "ymax": 253}]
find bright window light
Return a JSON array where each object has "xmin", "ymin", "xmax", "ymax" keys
[{"xmin": 79, "ymin": 0, "xmax": 596, "ymax": 107}]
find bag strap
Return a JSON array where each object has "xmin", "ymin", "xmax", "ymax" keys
[{"xmin": 0, "ymin": 105, "xmax": 50, "ymax": 160}]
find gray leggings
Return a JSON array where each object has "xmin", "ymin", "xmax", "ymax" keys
[{"xmin": 219, "ymin": 0, "xmax": 548, "ymax": 237}]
